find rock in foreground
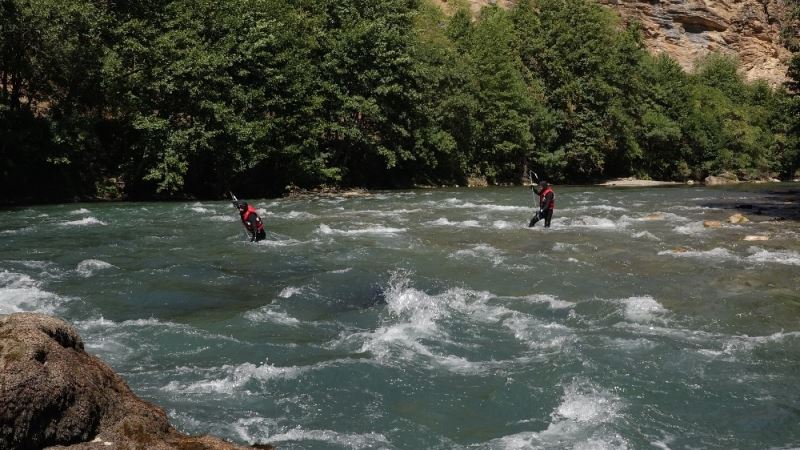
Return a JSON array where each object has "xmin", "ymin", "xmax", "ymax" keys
[{"xmin": 0, "ymin": 313, "xmax": 270, "ymax": 450}]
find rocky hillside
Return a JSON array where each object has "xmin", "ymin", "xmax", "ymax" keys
[
  {"xmin": 597, "ymin": 0, "xmax": 791, "ymax": 85},
  {"xmin": 440, "ymin": 0, "xmax": 792, "ymax": 85}
]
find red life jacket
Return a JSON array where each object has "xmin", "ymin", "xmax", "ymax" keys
[
  {"xmin": 241, "ymin": 205, "xmax": 265, "ymax": 232},
  {"xmin": 539, "ymin": 187, "xmax": 555, "ymax": 210}
]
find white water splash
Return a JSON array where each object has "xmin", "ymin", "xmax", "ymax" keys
[
  {"xmin": 621, "ymin": 296, "xmax": 668, "ymax": 323},
  {"xmin": 316, "ymin": 224, "xmax": 406, "ymax": 236},
  {"xmin": 61, "ymin": 217, "xmax": 106, "ymax": 226},
  {"xmin": 233, "ymin": 417, "xmax": 391, "ymax": 450},
  {"xmin": 487, "ymin": 380, "xmax": 626, "ymax": 449},
  {"xmin": 426, "ymin": 217, "xmax": 481, "ymax": 228},
  {"xmin": 162, "ymin": 361, "xmax": 309, "ymax": 394},
  {"xmin": 278, "ymin": 286, "xmax": 304, "ymax": 298},
  {"xmin": 0, "ymin": 271, "xmax": 65, "ymax": 314},
  {"xmin": 76, "ymin": 259, "xmax": 115, "ymax": 277},
  {"xmin": 450, "ymin": 244, "xmax": 505, "ymax": 266},
  {"xmin": 244, "ymin": 306, "xmax": 300, "ymax": 326}
]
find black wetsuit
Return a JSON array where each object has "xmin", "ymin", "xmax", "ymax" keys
[
  {"xmin": 236, "ymin": 203, "xmax": 267, "ymax": 242},
  {"xmin": 244, "ymin": 213, "xmax": 267, "ymax": 241},
  {"xmin": 529, "ymin": 186, "xmax": 555, "ymax": 228}
]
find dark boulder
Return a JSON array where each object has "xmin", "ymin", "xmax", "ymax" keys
[{"xmin": 0, "ymin": 313, "xmax": 273, "ymax": 450}]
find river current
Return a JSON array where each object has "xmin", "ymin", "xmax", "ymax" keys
[{"xmin": 1, "ymin": 185, "xmax": 799, "ymax": 449}]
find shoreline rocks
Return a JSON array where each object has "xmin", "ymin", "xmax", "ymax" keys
[
  {"xmin": 598, "ymin": 178, "xmax": 683, "ymax": 187},
  {"xmin": 0, "ymin": 313, "xmax": 271, "ymax": 450}
]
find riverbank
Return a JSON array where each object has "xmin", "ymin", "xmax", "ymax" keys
[{"xmin": 597, "ymin": 178, "xmax": 686, "ymax": 187}]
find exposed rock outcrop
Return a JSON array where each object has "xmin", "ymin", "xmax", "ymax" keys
[
  {"xmin": 595, "ymin": 0, "xmax": 791, "ymax": 86},
  {"xmin": 705, "ymin": 171, "xmax": 740, "ymax": 185},
  {"xmin": 0, "ymin": 313, "xmax": 269, "ymax": 450},
  {"xmin": 437, "ymin": 0, "xmax": 792, "ymax": 86}
]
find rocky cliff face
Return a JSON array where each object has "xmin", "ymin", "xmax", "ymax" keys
[
  {"xmin": 0, "ymin": 313, "xmax": 270, "ymax": 450},
  {"xmin": 439, "ymin": 0, "xmax": 791, "ymax": 85},
  {"xmin": 597, "ymin": 0, "xmax": 791, "ymax": 85}
]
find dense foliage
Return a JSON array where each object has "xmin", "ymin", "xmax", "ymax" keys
[{"xmin": 1, "ymin": 0, "xmax": 798, "ymax": 202}]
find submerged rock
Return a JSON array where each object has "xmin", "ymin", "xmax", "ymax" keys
[
  {"xmin": 728, "ymin": 213, "xmax": 750, "ymax": 224},
  {"xmin": 0, "ymin": 313, "xmax": 270, "ymax": 450},
  {"xmin": 641, "ymin": 213, "xmax": 666, "ymax": 221},
  {"xmin": 703, "ymin": 220, "xmax": 723, "ymax": 228}
]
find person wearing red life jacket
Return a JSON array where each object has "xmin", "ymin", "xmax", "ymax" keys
[
  {"xmin": 233, "ymin": 200, "xmax": 267, "ymax": 242},
  {"xmin": 529, "ymin": 180, "xmax": 555, "ymax": 228}
]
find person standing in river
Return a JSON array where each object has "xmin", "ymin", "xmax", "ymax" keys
[
  {"xmin": 234, "ymin": 200, "xmax": 267, "ymax": 242},
  {"xmin": 529, "ymin": 180, "xmax": 555, "ymax": 228}
]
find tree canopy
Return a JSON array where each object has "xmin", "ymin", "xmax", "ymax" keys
[{"xmin": 1, "ymin": 0, "xmax": 798, "ymax": 202}]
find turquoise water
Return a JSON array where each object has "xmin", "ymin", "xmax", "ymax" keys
[{"xmin": 1, "ymin": 185, "xmax": 799, "ymax": 449}]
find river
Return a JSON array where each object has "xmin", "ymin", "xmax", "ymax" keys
[{"xmin": 1, "ymin": 184, "xmax": 799, "ymax": 449}]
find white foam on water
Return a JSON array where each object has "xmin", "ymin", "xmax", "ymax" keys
[
  {"xmin": 209, "ymin": 215, "xmax": 236, "ymax": 222},
  {"xmin": 632, "ymin": 231, "xmax": 659, "ymax": 241},
  {"xmin": 553, "ymin": 242, "xmax": 579, "ymax": 252},
  {"xmin": 1, "ymin": 227, "xmax": 33, "ymax": 235},
  {"xmin": 558, "ymin": 216, "xmax": 624, "ymax": 230},
  {"xmin": 315, "ymin": 224, "xmax": 406, "ymax": 236},
  {"xmin": 0, "ymin": 271, "xmax": 65, "ymax": 314},
  {"xmin": 719, "ymin": 330, "xmax": 800, "ymax": 355},
  {"xmin": 628, "ymin": 211, "xmax": 686, "ymax": 222},
  {"xmin": 162, "ymin": 361, "xmax": 307, "ymax": 394},
  {"xmin": 191, "ymin": 206, "xmax": 211, "ymax": 213},
  {"xmin": 492, "ymin": 220, "xmax": 518, "ymax": 229},
  {"xmin": 255, "ymin": 238, "xmax": 309, "ymax": 247},
  {"xmin": 673, "ymin": 221, "xmax": 708, "ymax": 235},
  {"xmin": 450, "ymin": 244, "xmax": 505, "ymax": 266},
  {"xmin": 283, "ymin": 210, "xmax": 317, "ymax": 220},
  {"xmin": 562, "ymin": 205, "xmax": 628, "ymax": 213},
  {"xmin": 503, "ymin": 314, "xmax": 576, "ymax": 351},
  {"xmin": 10, "ymin": 260, "xmax": 53, "ymax": 270},
  {"xmin": 69, "ymin": 208, "xmax": 91, "ymax": 215},
  {"xmin": 439, "ymin": 198, "xmax": 529, "ymax": 212},
  {"xmin": 521, "ymin": 294, "xmax": 575, "ymax": 309},
  {"xmin": 76, "ymin": 259, "xmax": 116, "ymax": 277},
  {"xmin": 234, "ymin": 418, "xmax": 391, "ymax": 450},
  {"xmin": 658, "ymin": 246, "xmax": 800, "ymax": 266},
  {"xmin": 426, "ymin": 217, "xmax": 480, "ymax": 228},
  {"xmin": 486, "ymin": 380, "xmax": 626, "ymax": 450},
  {"xmin": 619, "ymin": 322, "xmax": 800, "ymax": 360},
  {"xmin": 244, "ymin": 306, "xmax": 300, "ymax": 325},
  {"xmin": 278, "ymin": 286, "xmax": 304, "ymax": 298},
  {"xmin": 621, "ymin": 296, "xmax": 668, "ymax": 323},
  {"xmin": 341, "ymin": 272, "xmax": 506, "ymax": 372},
  {"xmin": 745, "ymin": 246, "xmax": 800, "ymax": 266},
  {"xmin": 669, "ymin": 205, "xmax": 712, "ymax": 211},
  {"xmin": 61, "ymin": 217, "xmax": 106, "ymax": 226},
  {"xmin": 75, "ymin": 316, "xmax": 242, "ymax": 345},
  {"xmin": 657, "ymin": 247, "xmax": 737, "ymax": 261},
  {"xmin": 329, "ymin": 267, "xmax": 352, "ymax": 274}
]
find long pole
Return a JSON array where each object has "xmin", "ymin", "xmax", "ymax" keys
[{"xmin": 230, "ymin": 192, "xmax": 250, "ymax": 241}]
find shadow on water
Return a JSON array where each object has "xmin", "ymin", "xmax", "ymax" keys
[{"xmin": 699, "ymin": 185, "xmax": 800, "ymax": 221}]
